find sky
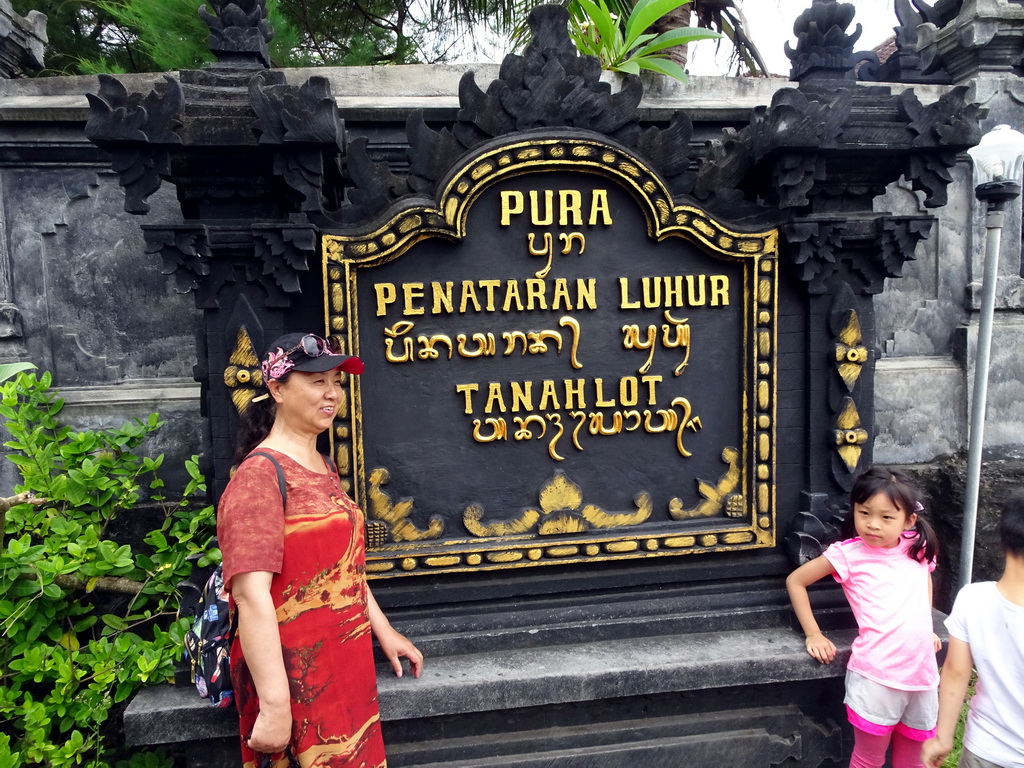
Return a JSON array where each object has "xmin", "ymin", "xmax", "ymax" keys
[{"xmin": 686, "ymin": 0, "xmax": 900, "ymax": 77}]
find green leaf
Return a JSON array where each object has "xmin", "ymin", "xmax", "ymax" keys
[
  {"xmin": 634, "ymin": 55, "xmax": 690, "ymax": 83},
  {"xmin": 0, "ymin": 362, "xmax": 36, "ymax": 382},
  {"xmin": 633, "ymin": 26, "xmax": 721, "ymax": 57},
  {"xmin": 101, "ymin": 614, "xmax": 128, "ymax": 631},
  {"xmin": 624, "ymin": 0, "xmax": 692, "ymax": 50},
  {"xmin": 576, "ymin": 0, "xmax": 619, "ymax": 56}
]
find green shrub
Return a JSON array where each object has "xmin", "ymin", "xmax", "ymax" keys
[{"xmin": 0, "ymin": 371, "xmax": 216, "ymax": 767}]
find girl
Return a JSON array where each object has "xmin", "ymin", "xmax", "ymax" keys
[{"xmin": 787, "ymin": 467, "xmax": 942, "ymax": 768}]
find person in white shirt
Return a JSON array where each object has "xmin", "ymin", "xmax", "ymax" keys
[{"xmin": 921, "ymin": 489, "xmax": 1024, "ymax": 768}]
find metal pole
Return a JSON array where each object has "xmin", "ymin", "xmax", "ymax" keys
[{"xmin": 959, "ymin": 203, "xmax": 1005, "ymax": 592}]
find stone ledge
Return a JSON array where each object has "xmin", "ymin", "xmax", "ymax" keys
[
  {"xmin": 124, "ymin": 625, "xmax": 855, "ymax": 747},
  {"xmin": 374, "ymin": 625, "xmax": 856, "ymax": 721}
]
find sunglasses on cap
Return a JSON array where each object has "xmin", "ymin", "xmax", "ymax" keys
[{"xmin": 281, "ymin": 334, "xmax": 343, "ymax": 359}]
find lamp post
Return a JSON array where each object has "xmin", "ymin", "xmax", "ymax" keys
[{"xmin": 960, "ymin": 125, "xmax": 1024, "ymax": 591}]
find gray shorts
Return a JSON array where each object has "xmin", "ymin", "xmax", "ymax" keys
[
  {"xmin": 959, "ymin": 748, "xmax": 1009, "ymax": 768},
  {"xmin": 844, "ymin": 669, "xmax": 938, "ymax": 737}
]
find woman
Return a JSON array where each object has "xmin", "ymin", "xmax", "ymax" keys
[{"xmin": 218, "ymin": 332, "xmax": 423, "ymax": 768}]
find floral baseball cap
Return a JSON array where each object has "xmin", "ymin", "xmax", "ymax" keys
[{"xmin": 260, "ymin": 333, "xmax": 364, "ymax": 384}]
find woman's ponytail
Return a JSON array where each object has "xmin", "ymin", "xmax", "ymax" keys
[{"xmin": 233, "ymin": 396, "xmax": 276, "ymax": 465}]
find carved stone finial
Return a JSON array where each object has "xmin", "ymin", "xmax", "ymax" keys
[
  {"xmin": 0, "ymin": 0, "xmax": 47, "ymax": 77},
  {"xmin": 786, "ymin": 0, "xmax": 863, "ymax": 82},
  {"xmin": 84, "ymin": 75, "xmax": 184, "ymax": 214},
  {"xmin": 199, "ymin": 0, "xmax": 274, "ymax": 69}
]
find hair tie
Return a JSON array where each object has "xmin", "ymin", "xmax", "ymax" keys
[{"xmin": 914, "ymin": 501, "xmax": 924, "ymax": 512}]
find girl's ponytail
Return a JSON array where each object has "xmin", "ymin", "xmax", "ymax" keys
[{"xmin": 907, "ymin": 507, "xmax": 938, "ymax": 564}]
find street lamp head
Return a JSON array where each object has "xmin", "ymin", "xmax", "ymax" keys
[{"xmin": 967, "ymin": 124, "xmax": 1024, "ymax": 204}]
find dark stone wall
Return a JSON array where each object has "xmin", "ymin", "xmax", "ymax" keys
[{"xmin": 0, "ymin": 130, "xmax": 202, "ymax": 494}]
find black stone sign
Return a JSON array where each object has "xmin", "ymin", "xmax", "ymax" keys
[{"xmin": 324, "ymin": 133, "xmax": 778, "ymax": 577}]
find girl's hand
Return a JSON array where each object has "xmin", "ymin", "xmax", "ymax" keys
[
  {"xmin": 919, "ymin": 735, "xmax": 952, "ymax": 767},
  {"xmin": 932, "ymin": 632, "xmax": 942, "ymax": 653},
  {"xmin": 247, "ymin": 702, "xmax": 292, "ymax": 754},
  {"xmin": 377, "ymin": 626, "xmax": 424, "ymax": 679},
  {"xmin": 805, "ymin": 632, "xmax": 836, "ymax": 664}
]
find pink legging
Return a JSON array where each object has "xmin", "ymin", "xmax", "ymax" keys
[{"xmin": 850, "ymin": 727, "xmax": 925, "ymax": 768}]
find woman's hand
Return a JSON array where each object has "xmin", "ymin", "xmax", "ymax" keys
[
  {"xmin": 247, "ymin": 701, "xmax": 293, "ymax": 754},
  {"xmin": 376, "ymin": 625, "xmax": 424, "ymax": 679},
  {"xmin": 805, "ymin": 632, "xmax": 837, "ymax": 664},
  {"xmin": 919, "ymin": 735, "xmax": 952, "ymax": 767},
  {"xmin": 365, "ymin": 584, "xmax": 424, "ymax": 679},
  {"xmin": 932, "ymin": 632, "xmax": 942, "ymax": 653}
]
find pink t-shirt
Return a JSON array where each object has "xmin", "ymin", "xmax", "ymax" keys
[{"xmin": 824, "ymin": 535, "xmax": 938, "ymax": 691}]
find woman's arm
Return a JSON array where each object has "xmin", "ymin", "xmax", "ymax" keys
[
  {"xmin": 366, "ymin": 584, "xmax": 423, "ymax": 679},
  {"xmin": 786, "ymin": 555, "xmax": 839, "ymax": 664},
  {"xmin": 920, "ymin": 637, "xmax": 974, "ymax": 767},
  {"xmin": 231, "ymin": 571, "xmax": 292, "ymax": 753}
]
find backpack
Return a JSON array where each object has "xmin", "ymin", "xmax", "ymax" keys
[{"xmin": 183, "ymin": 450, "xmax": 292, "ymax": 707}]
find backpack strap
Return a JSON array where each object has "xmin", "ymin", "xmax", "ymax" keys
[
  {"xmin": 244, "ymin": 450, "xmax": 287, "ymax": 506},
  {"xmin": 321, "ymin": 452, "xmax": 336, "ymax": 474}
]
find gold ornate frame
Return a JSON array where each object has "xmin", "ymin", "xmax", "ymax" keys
[{"xmin": 322, "ymin": 134, "xmax": 779, "ymax": 577}]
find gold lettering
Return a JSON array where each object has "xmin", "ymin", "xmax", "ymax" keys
[
  {"xmin": 479, "ymin": 279, "xmax": 501, "ymax": 311},
  {"xmin": 686, "ymin": 275, "xmax": 706, "ymax": 306},
  {"xmin": 619, "ymin": 377, "xmax": 639, "ymax": 407},
  {"xmin": 456, "ymin": 383, "xmax": 478, "ymax": 414},
  {"xmin": 473, "ymin": 418, "xmax": 507, "ymax": 442},
  {"xmin": 551, "ymin": 278, "xmax": 572, "ymax": 310},
  {"xmin": 641, "ymin": 375, "xmax": 662, "ymax": 404},
  {"xmin": 559, "ymin": 190, "xmax": 582, "ymax": 226},
  {"xmin": 460, "ymin": 281, "xmax": 482, "ymax": 313},
  {"xmin": 384, "ymin": 321, "xmax": 414, "ymax": 363},
  {"xmin": 530, "ymin": 190, "xmax": 554, "ymax": 226},
  {"xmin": 417, "ymin": 334, "xmax": 454, "ymax": 360},
  {"xmin": 589, "ymin": 189, "xmax": 612, "ymax": 225},
  {"xmin": 432, "ymin": 281, "xmax": 454, "ymax": 314},
  {"xmin": 500, "ymin": 191, "xmax": 524, "ymax": 226},
  {"xmin": 560, "ymin": 316, "xmax": 583, "ymax": 370},
  {"xmin": 594, "ymin": 378, "xmax": 615, "ymax": 408},
  {"xmin": 510, "ymin": 381, "xmax": 534, "ymax": 412},
  {"xmin": 577, "ymin": 279, "xmax": 597, "ymax": 310},
  {"xmin": 503, "ymin": 281, "xmax": 525, "ymax": 312},
  {"xmin": 538, "ymin": 379, "xmax": 560, "ymax": 411},
  {"xmin": 619, "ymin": 277, "xmax": 640, "ymax": 309},
  {"xmin": 564, "ymin": 379, "xmax": 585, "ymax": 410},
  {"xmin": 664, "ymin": 275, "xmax": 684, "ymax": 308},
  {"xmin": 375, "ymin": 283, "xmax": 397, "ymax": 317},
  {"xmin": 528, "ymin": 232, "xmax": 555, "ymax": 279},
  {"xmin": 711, "ymin": 275, "xmax": 729, "ymax": 306},
  {"xmin": 456, "ymin": 333, "xmax": 496, "ymax": 357},
  {"xmin": 525, "ymin": 279, "xmax": 547, "ymax": 310},
  {"xmin": 546, "ymin": 413, "xmax": 565, "ymax": 461},
  {"xmin": 484, "ymin": 382, "xmax": 506, "ymax": 414},
  {"xmin": 622, "ymin": 324, "xmax": 658, "ymax": 374},
  {"xmin": 560, "ymin": 232, "xmax": 585, "ymax": 255},
  {"xmin": 642, "ymin": 278, "xmax": 661, "ymax": 308},
  {"xmin": 503, "ymin": 330, "xmax": 529, "ymax": 356},
  {"xmin": 402, "ymin": 282, "xmax": 425, "ymax": 316}
]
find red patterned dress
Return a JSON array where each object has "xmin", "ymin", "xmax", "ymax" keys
[{"xmin": 218, "ymin": 449, "xmax": 386, "ymax": 768}]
